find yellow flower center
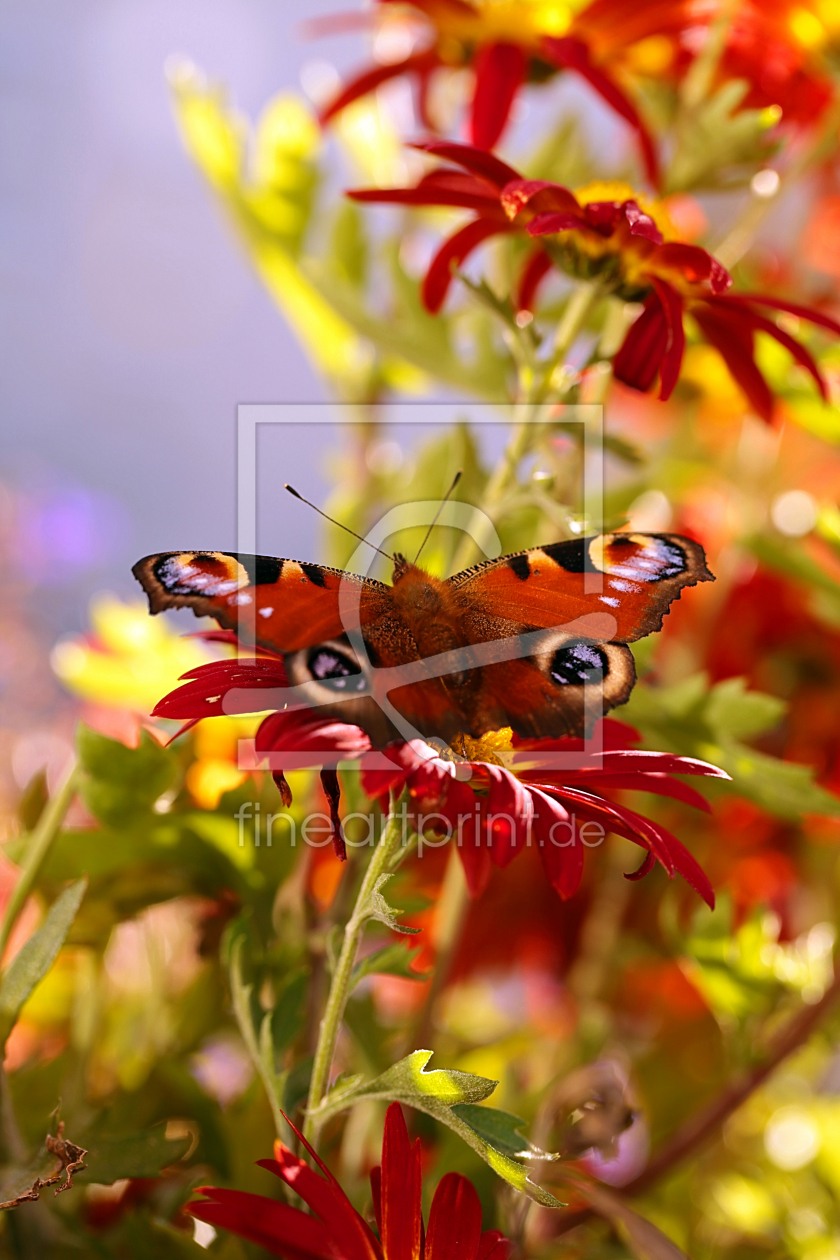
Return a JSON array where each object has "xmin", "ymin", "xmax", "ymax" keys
[
  {"xmin": 449, "ymin": 727, "xmax": 515, "ymax": 764},
  {"xmin": 425, "ymin": 0, "xmax": 578, "ymax": 48}
]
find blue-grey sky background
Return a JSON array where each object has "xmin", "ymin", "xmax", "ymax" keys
[
  {"xmin": 2, "ymin": 0, "xmax": 375, "ymax": 634},
  {"xmin": 0, "ymin": 0, "xmax": 679, "ymax": 637}
]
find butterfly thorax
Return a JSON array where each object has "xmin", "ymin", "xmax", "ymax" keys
[{"xmin": 390, "ymin": 560, "xmax": 473, "ymax": 686}]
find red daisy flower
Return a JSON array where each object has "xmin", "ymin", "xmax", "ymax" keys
[
  {"xmin": 154, "ymin": 644, "xmax": 725, "ymax": 907},
  {"xmin": 348, "ymin": 141, "xmax": 840, "ymax": 421},
  {"xmin": 188, "ymin": 1102, "xmax": 512, "ymax": 1260},
  {"xmin": 317, "ymin": 0, "xmax": 661, "ymax": 183}
]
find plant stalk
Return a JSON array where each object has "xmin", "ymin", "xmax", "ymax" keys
[
  {"xmin": 304, "ymin": 790, "xmax": 406, "ymax": 1146},
  {"xmin": 0, "ymin": 766, "xmax": 79, "ymax": 965}
]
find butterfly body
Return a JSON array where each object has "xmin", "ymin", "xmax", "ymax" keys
[{"xmin": 133, "ymin": 533, "xmax": 712, "ymax": 745}]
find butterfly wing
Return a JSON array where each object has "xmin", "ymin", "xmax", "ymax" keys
[
  {"xmin": 449, "ymin": 533, "xmax": 712, "ymax": 639},
  {"xmin": 446, "ymin": 533, "xmax": 712, "ymax": 738},
  {"xmin": 133, "ymin": 550, "xmax": 464, "ymax": 743},
  {"xmin": 132, "ymin": 551, "xmax": 391, "ymax": 652}
]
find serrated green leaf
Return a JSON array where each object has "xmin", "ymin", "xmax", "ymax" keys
[
  {"xmin": 351, "ymin": 942, "xmax": 429, "ymax": 990},
  {"xmin": 0, "ymin": 879, "xmax": 87, "ymax": 1047},
  {"xmin": 364, "ymin": 874, "xmax": 421, "ymax": 935},
  {"xmin": 310, "ymin": 1050, "xmax": 563, "ymax": 1207},
  {"xmin": 77, "ymin": 726, "xmax": 177, "ymax": 826}
]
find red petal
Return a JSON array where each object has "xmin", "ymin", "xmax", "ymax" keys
[
  {"xmin": 625, "ymin": 850, "xmax": 656, "ymax": 882},
  {"xmin": 320, "ymin": 768, "xmax": 347, "ymax": 861},
  {"xmin": 578, "ymin": 772, "xmax": 713, "ymax": 812},
  {"xmin": 478, "ymin": 1233, "xmax": 513, "ymax": 1260},
  {"xmin": 624, "ymin": 200, "xmax": 663, "ymax": 243},
  {"xmin": 516, "ymin": 249, "xmax": 553, "ymax": 313},
  {"xmin": 370, "ymin": 1166, "xmax": 382, "ymax": 1233},
  {"xmin": 425, "ymin": 1174, "xmax": 482, "ymax": 1260},
  {"xmin": 537, "ymin": 786, "xmax": 715, "ymax": 906},
  {"xmin": 500, "ymin": 178, "xmax": 579, "ymax": 220},
  {"xmin": 360, "ymin": 740, "xmax": 434, "ymax": 799},
  {"xmin": 526, "ymin": 210, "xmax": 589, "ymax": 237},
  {"xmin": 613, "ymin": 293, "xmax": 668, "ymax": 392},
  {"xmin": 653, "ymin": 242, "xmax": 731, "ymax": 292},
  {"xmin": 187, "ymin": 1189, "xmax": 335, "ymax": 1260},
  {"xmin": 470, "ymin": 42, "xmax": 526, "ymax": 150},
  {"xmin": 274, "ymin": 772, "xmax": 293, "ymax": 807},
  {"xmin": 152, "ymin": 658, "xmax": 289, "ymax": 720},
  {"xmin": 649, "ymin": 276, "xmax": 685, "ymax": 400},
  {"xmin": 320, "ymin": 49, "xmax": 440, "ymax": 124},
  {"xmin": 724, "ymin": 292, "xmax": 840, "ymax": 337},
  {"xmin": 257, "ymin": 1147, "xmax": 380, "ymax": 1260},
  {"xmin": 422, "ymin": 217, "xmax": 513, "ymax": 312},
  {"xmin": 412, "ymin": 140, "xmax": 521, "ymax": 189},
  {"xmin": 485, "ymin": 765, "xmax": 533, "ymax": 867},
  {"xmin": 691, "ymin": 303, "xmax": 774, "ymax": 422},
  {"xmin": 457, "ymin": 812, "xmax": 494, "ymax": 897},
  {"xmin": 530, "ymin": 787, "xmax": 584, "ymax": 899},
  {"xmin": 381, "ymin": 1105, "xmax": 423, "ymax": 1260},
  {"xmin": 705, "ymin": 298, "xmax": 829, "ymax": 399},
  {"xmin": 541, "ymin": 35, "xmax": 659, "ymax": 186},
  {"xmin": 348, "ymin": 171, "xmax": 502, "ymax": 212},
  {"xmin": 256, "ymin": 712, "xmax": 371, "ymax": 768}
]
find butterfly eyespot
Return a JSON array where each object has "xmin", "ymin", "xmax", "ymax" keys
[
  {"xmin": 307, "ymin": 647, "xmax": 362, "ymax": 685},
  {"xmin": 549, "ymin": 642, "xmax": 608, "ymax": 686}
]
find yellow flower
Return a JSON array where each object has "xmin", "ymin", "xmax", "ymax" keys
[{"xmin": 51, "ymin": 594, "xmax": 212, "ymax": 714}]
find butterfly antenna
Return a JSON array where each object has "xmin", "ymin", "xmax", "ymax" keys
[
  {"xmin": 284, "ymin": 485, "xmax": 393, "ymax": 562},
  {"xmin": 413, "ymin": 470, "xmax": 463, "ymax": 564}
]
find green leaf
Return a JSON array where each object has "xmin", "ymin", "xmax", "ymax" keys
[
  {"xmin": 0, "ymin": 879, "xmax": 87, "ymax": 1047},
  {"xmin": 310, "ymin": 1050, "xmax": 563, "ymax": 1207},
  {"xmin": 229, "ymin": 934, "xmax": 299, "ymax": 1144},
  {"xmin": 77, "ymin": 1124, "xmax": 192, "ymax": 1184},
  {"xmin": 17, "ymin": 769, "xmax": 48, "ymax": 832},
  {"xmin": 351, "ymin": 942, "xmax": 429, "ymax": 990},
  {"xmin": 622, "ymin": 674, "xmax": 840, "ymax": 820},
  {"xmin": 364, "ymin": 875, "xmax": 422, "ymax": 936},
  {"xmin": 77, "ymin": 726, "xmax": 177, "ymax": 826},
  {"xmin": 450, "ymin": 1103, "xmax": 537, "ymax": 1159},
  {"xmin": 703, "ymin": 677, "xmax": 786, "ymax": 742}
]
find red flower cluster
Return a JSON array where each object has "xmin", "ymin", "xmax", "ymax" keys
[
  {"xmin": 349, "ymin": 141, "xmax": 840, "ymax": 421},
  {"xmin": 188, "ymin": 1103, "xmax": 512, "ymax": 1260},
  {"xmin": 318, "ymin": 0, "xmax": 660, "ymax": 182},
  {"xmin": 154, "ymin": 642, "xmax": 725, "ymax": 907}
]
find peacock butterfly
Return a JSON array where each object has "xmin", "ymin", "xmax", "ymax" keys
[{"xmin": 133, "ymin": 531, "xmax": 712, "ymax": 747}]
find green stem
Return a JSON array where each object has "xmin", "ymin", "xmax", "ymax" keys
[
  {"xmin": 0, "ymin": 766, "xmax": 79, "ymax": 964},
  {"xmin": 552, "ymin": 281, "xmax": 599, "ymax": 364},
  {"xmin": 304, "ymin": 791, "xmax": 406, "ymax": 1146},
  {"xmin": 407, "ymin": 847, "xmax": 470, "ymax": 1054}
]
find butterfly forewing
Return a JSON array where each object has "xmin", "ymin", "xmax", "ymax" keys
[
  {"xmin": 448, "ymin": 533, "xmax": 712, "ymax": 641},
  {"xmin": 132, "ymin": 551, "xmax": 392, "ymax": 653}
]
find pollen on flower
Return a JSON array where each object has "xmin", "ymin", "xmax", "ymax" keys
[{"xmin": 450, "ymin": 727, "xmax": 515, "ymax": 764}]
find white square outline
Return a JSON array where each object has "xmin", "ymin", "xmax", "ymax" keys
[{"xmin": 234, "ymin": 401, "xmax": 609, "ymax": 771}]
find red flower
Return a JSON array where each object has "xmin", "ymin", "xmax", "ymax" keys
[
  {"xmin": 188, "ymin": 1102, "xmax": 512, "ymax": 1260},
  {"xmin": 349, "ymin": 141, "xmax": 840, "ymax": 420},
  {"xmin": 153, "ymin": 643, "xmax": 723, "ymax": 904},
  {"xmin": 318, "ymin": 0, "xmax": 660, "ymax": 183}
]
